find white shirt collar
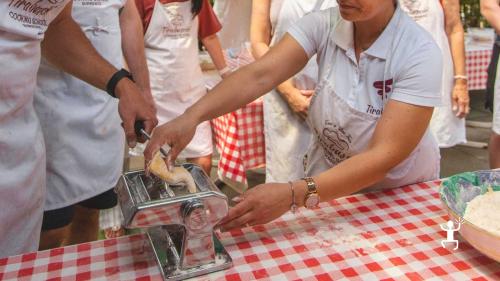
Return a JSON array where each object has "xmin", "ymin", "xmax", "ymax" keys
[{"xmin": 333, "ymin": 4, "xmax": 403, "ymax": 60}]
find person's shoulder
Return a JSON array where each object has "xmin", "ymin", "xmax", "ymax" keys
[
  {"xmin": 397, "ymin": 11, "xmax": 440, "ymax": 57},
  {"xmin": 296, "ymin": 6, "xmax": 339, "ymax": 36},
  {"xmin": 391, "ymin": 10, "xmax": 441, "ymax": 75}
]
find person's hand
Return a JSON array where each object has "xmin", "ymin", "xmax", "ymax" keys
[
  {"xmin": 451, "ymin": 79, "xmax": 469, "ymax": 118},
  {"xmin": 115, "ymin": 78, "xmax": 158, "ymax": 147},
  {"xmin": 285, "ymin": 88, "xmax": 314, "ymax": 120},
  {"xmin": 219, "ymin": 183, "xmax": 292, "ymax": 232},
  {"xmin": 141, "ymin": 88, "xmax": 157, "ymax": 113},
  {"xmin": 221, "ymin": 70, "xmax": 232, "ymax": 79},
  {"xmin": 143, "ymin": 113, "xmax": 199, "ymax": 168}
]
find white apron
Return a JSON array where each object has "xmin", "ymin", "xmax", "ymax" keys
[
  {"xmin": 0, "ymin": 0, "xmax": 69, "ymax": 257},
  {"xmin": 213, "ymin": 0, "xmax": 252, "ymax": 49},
  {"xmin": 305, "ymin": 9, "xmax": 440, "ymax": 190},
  {"xmin": 264, "ymin": 0, "xmax": 337, "ymax": 183},
  {"xmin": 145, "ymin": 0, "xmax": 212, "ymax": 158},
  {"xmin": 400, "ymin": 0, "xmax": 466, "ymax": 147},
  {"xmin": 34, "ymin": 0, "xmax": 126, "ymax": 210}
]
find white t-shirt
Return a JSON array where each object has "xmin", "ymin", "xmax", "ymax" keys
[{"xmin": 288, "ymin": 6, "xmax": 442, "ymax": 116}]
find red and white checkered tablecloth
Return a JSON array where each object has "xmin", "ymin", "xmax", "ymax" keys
[
  {"xmin": 466, "ymin": 49, "xmax": 492, "ymax": 91},
  {"xmin": 2, "ymin": 181, "xmax": 499, "ymax": 281},
  {"xmin": 206, "ymin": 49, "xmax": 265, "ymax": 186}
]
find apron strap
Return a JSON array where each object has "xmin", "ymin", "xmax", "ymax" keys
[{"xmin": 312, "ymin": 0, "xmax": 326, "ymax": 12}]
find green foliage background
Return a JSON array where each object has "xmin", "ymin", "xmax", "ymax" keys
[{"xmin": 461, "ymin": 0, "xmax": 487, "ymax": 30}]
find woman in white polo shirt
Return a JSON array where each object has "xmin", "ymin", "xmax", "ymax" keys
[{"xmin": 145, "ymin": 0, "xmax": 442, "ymax": 230}]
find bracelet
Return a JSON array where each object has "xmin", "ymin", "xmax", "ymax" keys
[
  {"xmin": 288, "ymin": 181, "xmax": 298, "ymax": 214},
  {"xmin": 454, "ymin": 75, "xmax": 468, "ymax": 81},
  {"xmin": 106, "ymin": 68, "xmax": 134, "ymax": 98},
  {"xmin": 218, "ymin": 66, "xmax": 232, "ymax": 77}
]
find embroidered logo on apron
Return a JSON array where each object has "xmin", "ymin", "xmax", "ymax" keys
[
  {"xmin": 7, "ymin": 0, "xmax": 67, "ymax": 31},
  {"xmin": 316, "ymin": 120, "xmax": 352, "ymax": 165},
  {"xmin": 162, "ymin": 6, "xmax": 190, "ymax": 38},
  {"xmin": 401, "ymin": 0, "xmax": 429, "ymax": 21}
]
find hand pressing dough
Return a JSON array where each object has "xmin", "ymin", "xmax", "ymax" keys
[{"xmin": 148, "ymin": 152, "xmax": 197, "ymax": 193}]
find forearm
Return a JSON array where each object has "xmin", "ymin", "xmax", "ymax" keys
[
  {"xmin": 481, "ymin": 0, "xmax": 500, "ymax": 34},
  {"xmin": 187, "ymin": 60, "xmax": 275, "ymax": 122},
  {"xmin": 121, "ymin": 1, "xmax": 151, "ymax": 93},
  {"xmin": 292, "ymin": 102, "xmax": 434, "ymax": 205},
  {"xmin": 251, "ymin": 39, "xmax": 299, "ymax": 100},
  {"xmin": 447, "ymin": 27, "xmax": 466, "ymax": 77},
  {"xmin": 292, "ymin": 150, "xmax": 395, "ymax": 207},
  {"xmin": 202, "ymin": 35, "xmax": 227, "ymax": 71},
  {"xmin": 186, "ymin": 35, "xmax": 309, "ymax": 126},
  {"xmin": 42, "ymin": 6, "xmax": 116, "ymax": 92}
]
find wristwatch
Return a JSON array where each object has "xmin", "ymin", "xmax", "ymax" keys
[{"xmin": 302, "ymin": 177, "xmax": 320, "ymax": 209}]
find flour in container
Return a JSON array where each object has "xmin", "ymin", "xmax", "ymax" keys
[{"xmin": 463, "ymin": 189, "xmax": 500, "ymax": 236}]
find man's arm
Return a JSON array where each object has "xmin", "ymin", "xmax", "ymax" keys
[
  {"xmin": 481, "ymin": 0, "xmax": 500, "ymax": 35},
  {"xmin": 42, "ymin": 2, "xmax": 157, "ymax": 146},
  {"xmin": 120, "ymin": 0, "xmax": 155, "ymax": 108}
]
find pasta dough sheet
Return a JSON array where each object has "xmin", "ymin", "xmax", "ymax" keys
[{"xmin": 148, "ymin": 152, "xmax": 197, "ymax": 193}]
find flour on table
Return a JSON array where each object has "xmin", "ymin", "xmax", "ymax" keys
[
  {"xmin": 298, "ymin": 223, "xmax": 378, "ymax": 255},
  {"xmin": 464, "ymin": 190, "xmax": 500, "ymax": 236}
]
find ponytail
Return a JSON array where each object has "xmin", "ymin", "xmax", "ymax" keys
[{"xmin": 192, "ymin": 0, "xmax": 203, "ymax": 16}]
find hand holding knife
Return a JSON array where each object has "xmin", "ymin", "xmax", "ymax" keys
[{"xmin": 135, "ymin": 121, "xmax": 173, "ymax": 170}]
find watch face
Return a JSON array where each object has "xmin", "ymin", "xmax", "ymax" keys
[{"xmin": 305, "ymin": 193, "xmax": 320, "ymax": 209}]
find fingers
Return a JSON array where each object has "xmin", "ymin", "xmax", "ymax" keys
[
  {"xmin": 123, "ymin": 115, "xmax": 137, "ymax": 148},
  {"xmin": 166, "ymin": 152, "xmax": 175, "ymax": 171},
  {"xmin": 451, "ymin": 96, "xmax": 458, "ymax": 113},
  {"xmin": 300, "ymin": 90, "xmax": 315, "ymax": 97},
  {"xmin": 143, "ymin": 129, "xmax": 163, "ymax": 165},
  {"xmin": 219, "ymin": 196, "xmax": 253, "ymax": 226},
  {"xmin": 456, "ymin": 99, "xmax": 470, "ymax": 119},
  {"xmin": 220, "ymin": 211, "xmax": 255, "ymax": 232}
]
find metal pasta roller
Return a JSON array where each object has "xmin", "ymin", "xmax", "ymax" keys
[{"xmin": 115, "ymin": 163, "xmax": 232, "ymax": 280}]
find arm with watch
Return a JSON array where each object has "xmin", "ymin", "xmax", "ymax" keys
[
  {"xmin": 219, "ymin": 102, "xmax": 431, "ymax": 232},
  {"xmin": 142, "ymin": 28, "xmax": 434, "ymax": 231},
  {"xmin": 41, "ymin": 2, "xmax": 158, "ymax": 146},
  {"xmin": 120, "ymin": 0, "xmax": 156, "ymax": 111}
]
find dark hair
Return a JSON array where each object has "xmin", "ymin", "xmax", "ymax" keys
[{"xmin": 191, "ymin": 0, "xmax": 203, "ymax": 16}]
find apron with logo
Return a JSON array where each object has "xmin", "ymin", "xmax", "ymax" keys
[
  {"xmin": 264, "ymin": 0, "xmax": 336, "ymax": 182},
  {"xmin": 400, "ymin": 0, "xmax": 466, "ymax": 147},
  {"xmin": 305, "ymin": 8, "xmax": 440, "ymax": 190},
  {"xmin": 0, "ymin": 0, "xmax": 69, "ymax": 257},
  {"xmin": 34, "ymin": 0, "xmax": 126, "ymax": 210},
  {"xmin": 144, "ymin": 0, "xmax": 212, "ymax": 158}
]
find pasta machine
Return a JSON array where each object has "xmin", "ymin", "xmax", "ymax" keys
[{"xmin": 115, "ymin": 163, "xmax": 232, "ymax": 280}]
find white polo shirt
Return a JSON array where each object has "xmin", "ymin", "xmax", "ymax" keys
[{"xmin": 288, "ymin": 6, "xmax": 443, "ymax": 116}]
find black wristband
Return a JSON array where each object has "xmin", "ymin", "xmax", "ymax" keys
[{"xmin": 106, "ymin": 68, "xmax": 134, "ymax": 98}]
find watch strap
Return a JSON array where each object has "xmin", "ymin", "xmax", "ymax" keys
[
  {"xmin": 303, "ymin": 177, "xmax": 317, "ymax": 193},
  {"xmin": 106, "ymin": 68, "xmax": 134, "ymax": 98}
]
